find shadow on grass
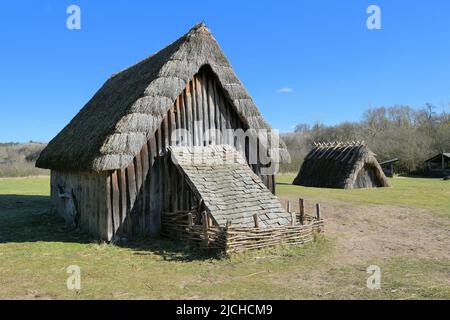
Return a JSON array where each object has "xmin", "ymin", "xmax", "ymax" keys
[
  {"xmin": 276, "ymin": 182, "xmax": 293, "ymax": 186},
  {"xmin": 0, "ymin": 194, "xmax": 220, "ymax": 261}
]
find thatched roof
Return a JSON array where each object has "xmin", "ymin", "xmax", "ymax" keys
[
  {"xmin": 424, "ymin": 153, "xmax": 450, "ymax": 163},
  {"xmin": 293, "ymin": 142, "xmax": 390, "ymax": 189},
  {"xmin": 169, "ymin": 145, "xmax": 290, "ymax": 227},
  {"xmin": 36, "ymin": 23, "xmax": 288, "ymax": 172}
]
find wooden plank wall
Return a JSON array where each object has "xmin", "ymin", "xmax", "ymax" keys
[
  {"xmin": 54, "ymin": 68, "xmax": 276, "ymax": 241},
  {"xmin": 50, "ymin": 170, "xmax": 108, "ymax": 239}
]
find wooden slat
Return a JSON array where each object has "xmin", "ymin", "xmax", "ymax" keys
[
  {"xmin": 105, "ymin": 173, "xmax": 113, "ymax": 241},
  {"xmin": 201, "ymin": 73, "xmax": 210, "ymax": 145},
  {"xmin": 207, "ymin": 77, "xmax": 216, "ymax": 145},
  {"xmin": 134, "ymin": 152, "xmax": 143, "ymax": 235},
  {"xmin": 191, "ymin": 77, "xmax": 199, "ymax": 146},
  {"xmin": 163, "ymin": 112, "xmax": 169, "ymax": 151},
  {"xmin": 179, "ymin": 93, "xmax": 186, "ymax": 146},
  {"xmin": 169, "ymin": 104, "xmax": 176, "ymax": 147},
  {"xmin": 141, "ymin": 143, "xmax": 149, "ymax": 235},
  {"xmin": 119, "ymin": 169, "xmax": 127, "ymax": 234},
  {"xmin": 146, "ymin": 139, "xmax": 156, "ymax": 234},
  {"xmin": 185, "ymin": 81, "xmax": 193, "ymax": 147},
  {"xmin": 213, "ymin": 79, "xmax": 222, "ymax": 144},
  {"xmin": 195, "ymin": 75, "xmax": 205, "ymax": 146},
  {"xmin": 111, "ymin": 170, "xmax": 120, "ymax": 237},
  {"xmin": 126, "ymin": 161, "xmax": 137, "ymax": 236}
]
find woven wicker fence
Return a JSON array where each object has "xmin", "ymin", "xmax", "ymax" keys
[{"xmin": 161, "ymin": 198, "xmax": 324, "ymax": 254}]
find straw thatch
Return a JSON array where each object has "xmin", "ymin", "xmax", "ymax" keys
[
  {"xmin": 36, "ymin": 23, "xmax": 288, "ymax": 172},
  {"xmin": 293, "ymin": 142, "xmax": 390, "ymax": 189}
]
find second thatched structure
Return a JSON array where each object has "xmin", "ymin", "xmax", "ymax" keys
[{"xmin": 293, "ymin": 142, "xmax": 390, "ymax": 189}]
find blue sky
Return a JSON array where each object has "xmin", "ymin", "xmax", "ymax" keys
[{"xmin": 1, "ymin": 0, "xmax": 450, "ymax": 142}]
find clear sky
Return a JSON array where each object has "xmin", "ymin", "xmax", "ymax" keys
[{"xmin": 1, "ymin": 0, "xmax": 450, "ymax": 142}]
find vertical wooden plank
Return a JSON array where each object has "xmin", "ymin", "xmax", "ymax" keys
[
  {"xmin": 316, "ymin": 203, "xmax": 321, "ymax": 220},
  {"xmin": 179, "ymin": 94, "xmax": 186, "ymax": 146},
  {"xmin": 195, "ymin": 75, "xmax": 204, "ymax": 146},
  {"xmin": 185, "ymin": 81, "xmax": 193, "ymax": 147},
  {"xmin": 207, "ymin": 77, "xmax": 216, "ymax": 145},
  {"xmin": 170, "ymin": 97, "xmax": 183, "ymax": 146},
  {"xmin": 169, "ymin": 105, "xmax": 176, "ymax": 148},
  {"xmin": 141, "ymin": 143, "xmax": 149, "ymax": 235},
  {"xmin": 126, "ymin": 162, "xmax": 137, "ymax": 237},
  {"xmin": 163, "ymin": 113, "xmax": 169, "ymax": 152},
  {"xmin": 219, "ymin": 93, "xmax": 229, "ymax": 145},
  {"xmin": 111, "ymin": 170, "xmax": 120, "ymax": 237},
  {"xmin": 119, "ymin": 169, "xmax": 127, "ymax": 234},
  {"xmin": 152, "ymin": 129, "xmax": 162, "ymax": 236},
  {"xmin": 299, "ymin": 198, "xmax": 304, "ymax": 225},
  {"xmin": 105, "ymin": 173, "xmax": 113, "ymax": 241},
  {"xmin": 191, "ymin": 77, "xmax": 199, "ymax": 146},
  {"xmin": 148, "ymin": 135, "xmax": 158, "ymax": 235},
  {"xmin": 156, "ymin": 128, "xmax": 162, "ymax": 156},
  {"xmin": 201, "ymin": 73, "xmax": 210, "ymax": 145},
  {"xmin": 213, "ymin": 79, "xmax": 222, "ymax": 145},
  {"xmin": 134, "ymin": 153, "xmax": 143, "ymax": 235},
  {"xmin": 271, "ymin": 174, "xmax": 276, "ymax": 195},
  {"xmin": 94, "ymin": 173, "xmax": 100, "ymax": 237}
]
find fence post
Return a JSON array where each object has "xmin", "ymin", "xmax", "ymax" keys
[
  {"xmin": 187, "ymin": 212, "xmax": 193, "ymax": 228},
  {"xmin": 202, "ymin": 211, "xmax": 209, "ymax": 248},
  {"xmin": 299, "ymin": 198, "xmax": 304, "ymax": 225},
  {"xmin": 287, "ymin": 200, "xmax": 291, "ymax": 213},
  {"xmin": 291, "ymin": 212, "xmax": 296, "ymax": 226},
  {"xmin": 253, "ymin": 214, "xmax": 259, "ymax": 228},
  {"xmin": 315, "ymin": 203, "xmax": 321, "ymax": 220}
]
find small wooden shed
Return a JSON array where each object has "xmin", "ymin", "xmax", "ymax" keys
[
  {"xmin": 424, "ymin": 153, "xmax": 450, "ymax": 177},
  {"xmin": 293, "ymin": 142, "xmax": 390, "ymax": 189},
  {"xmin": 36, "ymin": 24, "xmax": 290, "ymax": 242},
  {"xmin": 379, "ymin": 158, "xmax": 399, "ymax": 178}
]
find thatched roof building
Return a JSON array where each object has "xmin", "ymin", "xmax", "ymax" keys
[
  {"xmin": 293, "ymin": 142, "xmax": 390, "ymax": 189},
  {"xmin": 36, "ymin": 23, "xmax": 289, "ymax": 242},
  {"xmin": 36, "ymin": 23, "xmax": 287, "ymax": 172},
  {"xmin": 424, "ymin": 152, "xmax": 450, "ymax": 177}
]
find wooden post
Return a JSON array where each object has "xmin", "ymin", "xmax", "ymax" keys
[
  {"xmin": 291, "ymin": 212, "xmax": 295, "ymax": 226},
  {"xmin": 299, "ymin": 198, "xmax": 304, "ymax": 225},
  {"xmin": 287, "ymin": 200, "xmax": 291, "ymax": 213},
  {"xmin": 187, "ymin": 212, "xmax": 193, "ymax": 228},
  {"xmin": 202, "ymin": 211, "xmax": 209, "ymax": 248},
  {"xmin": 316, "ymin": 203, "xmax": 321, "ymax": 220},
  {"xmin": 253, "ymin": 214, "xmax": 259, "ymax": 228}
]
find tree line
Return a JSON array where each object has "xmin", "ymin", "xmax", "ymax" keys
[{"xmin": 280, "ymin": 104, "xmax": 450, "ymax": 174}]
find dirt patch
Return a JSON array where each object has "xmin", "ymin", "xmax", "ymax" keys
[{"xmin": 279, "ymin": 196, "xmax": 450, "ymax": 265}]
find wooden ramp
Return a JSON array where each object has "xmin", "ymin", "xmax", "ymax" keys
[{"xmin": 168, "ymin": 145, "xmax": 290, "ymax": 227}]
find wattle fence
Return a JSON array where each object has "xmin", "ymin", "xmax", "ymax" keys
[{"xmin": 161, "ymin": 198, "xmax": 324, "ymax": 254}]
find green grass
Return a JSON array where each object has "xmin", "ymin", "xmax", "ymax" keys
[
  {"xmin": 0, "ymin": 176, "xmax": 50, "ymax": 196},
  {"xmin": 277, "ymin": 174, "xmax": 450, "ymax": 216},
  {"xmin": 0, "ymin": 176, "xmax": 449, "ymax": 299}
]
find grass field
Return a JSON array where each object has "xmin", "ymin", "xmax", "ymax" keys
[
  {"xmin": 277, "ymin": 174, "xmax": 450, "ymax": 216},
  {"xmin": 0, "ymin": 175, "xmax": 449, "ymax": 299}
]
